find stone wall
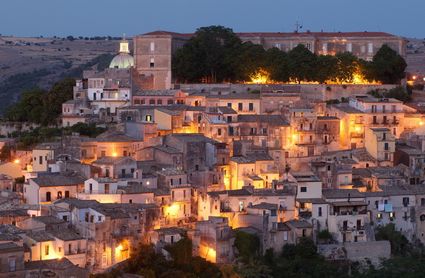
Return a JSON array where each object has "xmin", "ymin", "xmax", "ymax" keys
[
  {"xmin": 318, "ymin": 241, "xmax": 391, "ymax": 266},
  {"xmin": 177, "ymin": 83, "xmax": 397, "ymax": 101}
]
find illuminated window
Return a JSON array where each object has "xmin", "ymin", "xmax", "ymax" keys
[{"xmin": 45, "ymin": 245, "xmax": 49, "ymax": 256}]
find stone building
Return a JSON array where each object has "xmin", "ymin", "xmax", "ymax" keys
[{"xmin": 133, "ymin": 31, "xmax": 405, "ymax": 89}]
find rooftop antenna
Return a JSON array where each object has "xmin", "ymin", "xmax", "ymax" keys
[{"xmin": 295, "ymin": 21, "xmax": 303, "ymax": 33}]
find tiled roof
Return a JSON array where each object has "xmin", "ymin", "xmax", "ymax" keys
[
  {"xmin": 92, "ymin": 156, "xmax": 135, "ymax": 165},
  {"xmin": 166, "ymin": 133, "xmax": 219, "ymax": 144},
  {"xmin": 154, "ymin": 145, "xmax": 182, "ymax": 154},
  {"xmin": 27, "ymin": 231, "xmax": 55, "ymax": 242},
  {"xmin": 33, "ymin": 216, "xmax": 65, "ymax": 225},
  {"xmin": 249, "ymin": 202, "xmax": 278, "ymax": 210},
  {"xmin": 237, "ymin": 114, "xmax": 289, "ymax": 125},
  {"xmin": 50, "ymin": 229, "xmax": 84, "ymax": 241},
  {"xmin": 322, "ymin": 189, "xmax": 364, "ymax": 199},
  {"xmin": 31, "ymin": 174, "xmax": 85, "ymax": 187},
  {"xmin": 206, "ymin": 92, "xmax": 260, "ymax": 99},
  {"xmin": 285, "ymin": 219, "xmax": 312, "ymax": 229},
  {"xmin": 0, "ymin": 242, "xmax": 24, "ymax": 254}
]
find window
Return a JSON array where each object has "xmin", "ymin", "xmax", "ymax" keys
[
  {"xmin": 57, "ymin": 191, "xmax": 62, "ymax": 199},
  {"xmin": 145, "ymin": 115, "xmax": 152, "ymax": 121},
  {"xmin": 421, "ymin": 198, "xmax": 425, "ymax": 206},
  {"xmin": 227, "ymin": 116, "xmax": 232, "ymax": 123},
  {"xmin": 238, "ymin": 103, "xmax": 243, "ymax": 111},
  {"xmin": 283, "ymin": 231, "xmax": 288, "ymax": 241},
  {"xmin": 218, "ymin": 128, "xmax": 222, "ymax": 136},
  {"xmin": 101, "ymin": 151, "xmax": 106, "ymax": 157},
  {"xmin": 318, "ymin": 207, "xmax": 322, "ymax": 217},
  {"xmin": 150, "ymin": 57, "xmax": 155, "ymax": 68},
  {"xmin": 8, "ymin": 257, "xmax": 16, "ymax": 272},
  {"xmin": 229, "ymin": 126, "xmax": 234, "ymax": 136},
  {"xmin": 346, "ymin": 43, "xmax": 352, "ymax": 52},
  {"xmin": 85, "ymin": 212, "xmax": 89, "ymax": 222},
  {"xmin": 300, "ymin": 187, "xmax": 307, "ymax": 193},
  {"xmin": 46, "ymin": 192, "xmax": 51, "ymax": 202},
  {"xmin": 368, "ymin": 42, "xmax": 373, "ymax": 53},
  {"xmin": 123, "ymin": 150, "xmax": 128, "ymax": 156},
  {"xmin": 384, "ymin": 143, "xmax": 389, "ymax": 150},
  {"xmin": 227, "ymin": 103, "xmax": 232, "ymax": 108},
  {"xmin": 68, "ymin": 244, "xmax": 72, "ymax": 254},
  {"xmin": 65, "ymin": 191, "xmax": 69, "ymax": 198},
  {"xmin": 45, "ymin": 245, "xmax": 49, "ymax": 256},
  {"xmin": 373, "ymin": 116, "xmax": 377, "ymax": 124},
  {"xmin": 62, "ymin": 215, "xmax": 68, "ymax": 221},
  {"xmin": 249, "ymin": 103, "xmax": 254, "ymax": 111},
  {"xmin": 377, "ymin": 213, "xmax": 382, "ymax": 219},
  {"xmin": 157, "ymin": 99, "xmax": 162, "ymax": 105},
  {"xmin": 39, "ymin": 156, "xmax": 43, "ymax": 165},
  {"xmin": 105, "ymin": 184, "xmax": 110, "ymax": 194},
  {"xmin": 150, "ymin": 42, "xmax": 155, "ymax": 52},
  {"xmin": 167, "ymin": 99, "xmax": 174, "ymax": 105},
  {"xmin": 149, "ymin": 99, "xmax": 155, "ymax": 105},
  {"xmin": 402, "ymin": 197, "xmax": 409, "ymax": 207}
]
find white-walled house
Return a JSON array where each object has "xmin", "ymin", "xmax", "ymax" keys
[{"xmin": 24, "ymin": 174, "xmax": 85, "ymax": 205}]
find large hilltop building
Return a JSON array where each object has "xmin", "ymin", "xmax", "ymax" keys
[{"xmin": 133, "ymin": 30, "xmax": 406, "ymax": 90}]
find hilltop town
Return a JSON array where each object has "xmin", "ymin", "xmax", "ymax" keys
[{"xmin": 0, "ymin": 27, "xmax": 424, "ymax": 277}]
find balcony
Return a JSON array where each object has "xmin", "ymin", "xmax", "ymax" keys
[{"xmin": 339, "ymin": 225, "xmax": 364, "ymax": 232}]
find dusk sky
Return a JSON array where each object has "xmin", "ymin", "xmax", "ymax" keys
[{"xmin": 1, "ymin": 0, "xmax": 424, "ymax": 38}]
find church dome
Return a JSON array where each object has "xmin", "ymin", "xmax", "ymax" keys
[
  {"xmin": 109, "ymin": 39, "xmax": 134, "ymax": 69},
  {"xmin": 109, "ymin": 53, "xmax": 134, "ymax": 69}
]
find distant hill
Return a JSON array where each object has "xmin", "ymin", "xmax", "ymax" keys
[{"xmin": 0, "ymin": 36, "xmax": 118, "ymax": 112}]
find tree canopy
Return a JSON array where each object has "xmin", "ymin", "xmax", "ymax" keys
[
  {"xmin": 4, "ymin": 78, "xmax": 75, "ymax": 126},
  {"xmin": 172, "ymin": 26, "xmax": 407, "ymax": 85},
  {"xmin": 369, "ymin": 45, "xmax": 407, "ymax": 84}
]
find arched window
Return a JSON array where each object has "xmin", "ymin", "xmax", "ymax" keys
[
  {"xmin": 420, "ymin": 215, "xmax": 425, "ymax": 222},
  {"xmin": 57, "ymin": 191, "xmax": 62, "ymax": 199}
]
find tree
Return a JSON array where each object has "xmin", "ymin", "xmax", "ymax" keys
[
  {"xmin": 370, "ymin": 44, "xmax": 407, "ymax": 84},
  {"xmin": 334, "ymin": 52, "xmax": 359, "ymax": 83},
  {"xmin": 173, "ymin": 25, "xmax": 242, "ymax": 83},
  {"xmin": 41, "ymin": 78, "xmax": 75, "ymax": 125},
  {"xmin": 4, "ymin": 78, "xmax": 75, "ymax": 126},
  {"xmin": 265, "ymin": 47, "xmax": 290, "ymax": 82},
  {"xmin": 375, "ymin": 224, "xmax": 410, "ymax": 256},
  {"xmin": 287, "ymin": 44, "xmax": 317, "ymax": 83},
  {"xmin": 234, "ymin": 42, "xmax": 267, "ymax": 81},
  {"xmin": 0, "ymin": 145, "xmax": 12, "ymax": 162},
  {"xmin": 234, "ymin": 230, "xmax": 260, "ymax": 263},
  {"xmin": 315, "ymin": 55, "xmax": 338, "ymax": 83}
]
